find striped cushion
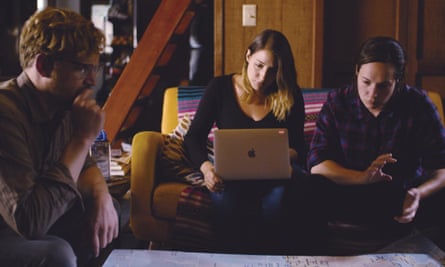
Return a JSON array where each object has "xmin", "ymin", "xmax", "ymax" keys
[
  {"xmin": 177, "ymin": 86, "xmax": 205, "ymax": 120},
  {"xmin": 171, "ymin": 186, "xmax": 215, "ymax": 251},
  {"xmin": 178, "ymin": 87, "xmax": 218, "ymax": 141},
  {"xmin": 302, "ymin": 88, "xmax": 331, "ymax": 145},
  {"xmin": 158, "ymin": 113, "xmax": 214, "ymax": 186},
  {"xmin": 178, "ymin": 87, "xmax": 331, "ymax": 145},
  {"xmin": 158, "ymin": 115, "xmax": 205, "ymax": 186}
]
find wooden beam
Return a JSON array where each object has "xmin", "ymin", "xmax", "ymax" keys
[{"xmin": 103, "ymin": 0, "xmax": 192, "ymax": 142}]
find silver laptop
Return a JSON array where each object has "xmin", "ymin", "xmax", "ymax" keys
[{"xmin": 213, "ymin": 128, "xmax": 292, "ymax": 180}]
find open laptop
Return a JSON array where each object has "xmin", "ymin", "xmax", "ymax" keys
[{"xmin": 213, "ymin": 128, "xmax": 292, "ymax": 180}]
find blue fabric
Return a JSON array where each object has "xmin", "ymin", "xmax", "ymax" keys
[{"xmin": 209, "ymin": 180, "xmax": 287, "ymax": 253}]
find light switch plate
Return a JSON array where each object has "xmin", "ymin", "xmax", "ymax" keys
[{"xmin": 242, "ymin": 4, "xmax": 256, "ymax": 26}]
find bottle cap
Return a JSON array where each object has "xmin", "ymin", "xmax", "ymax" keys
[{"xmin": 96, "ymin": 130, "xmax": 108, "ymax": 141}]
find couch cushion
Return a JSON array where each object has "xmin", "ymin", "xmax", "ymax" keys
[
  {"xmin": 159, "ymin": 115, "xmax": 204, "ymax": 185},
  {"xmin": 153, "ymin": 182, "xmax": 189, "ymax": 220},
  {"xmin": 171, "ymin": 186, "xmax": 214, "ymax": 250},
  {"xmin": 177, "ymin": 86, "xmax": 331, "ymax": 145},
  {"xmin": 178, "ymin": 87, "xmax": 217, "ymax": 141},
  {"xmin": 158, "ymin": 114, "xmax": 214, "ymax": 186},
  {"xmin": 302, "ymin": 88, "xmax": 331, "ymax": 145}
]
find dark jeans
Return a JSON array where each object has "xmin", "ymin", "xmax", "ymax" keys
[
  {"xmin": 210, "ymin": 173, "xmax": 329, "ymax": 255},
  {"xmin": 210, "ymin": 180, "xmax": 288, "ymax": 254},
  {"xmin": 282, "ymin": 174, "xmax": 330, "ymax": 255},
  {"xmin": 0, "ymin": 197, "xmax": 120, "ymax": 267},
  {"xmin": 313, "ymin": 175, "xmax": 437, "ymax": 246},
  {"xmin": 415, "ymin": 186, "xmax": 445, "ymax": 231},
  {"xmin": 0, "ymin": 228, "xmax": 77, "ymax": 267}
]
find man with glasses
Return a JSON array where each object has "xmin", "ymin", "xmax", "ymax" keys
[{"xmin": 0, "ymin": 7, "xmax": 118, "ymax": 267}]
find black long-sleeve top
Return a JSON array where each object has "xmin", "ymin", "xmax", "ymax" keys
[{"xmin": 184, "ymin": 74, "xmax": 306, "ymax": 169}]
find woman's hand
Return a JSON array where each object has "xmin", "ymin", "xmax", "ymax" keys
[
  {"xmin": 289, "ymin": 148, "xmax": 298, "ymax": 164},
  {"xmin": 200, "ymin": 161, "xmax": 224, "ymax": 192}
]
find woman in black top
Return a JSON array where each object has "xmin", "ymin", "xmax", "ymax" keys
[{"xmin": 184, "ymin": 29, "xmax": 307, "ymax": 254}]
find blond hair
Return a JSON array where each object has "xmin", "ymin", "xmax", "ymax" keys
[
  {"xmin": 240, "ymin": 29, "xmax": 299, "ymax": 121},
  {"xmin": 19, "ymin": 7, "xmax": 105, "ymax": 68}
]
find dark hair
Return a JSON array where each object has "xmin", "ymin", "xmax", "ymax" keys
[{"xmin": 356, "ymin": 36, "xmax": 406, "ymax": 81}]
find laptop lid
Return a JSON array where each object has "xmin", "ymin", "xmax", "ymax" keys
[{"xmin": 213, "ymin": 128, "xmax": 292, "ymax": 180}]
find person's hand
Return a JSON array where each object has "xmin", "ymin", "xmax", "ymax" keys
[
  {"xmin": 71, "ymin": 89, "xmax": 105, "ymax": 144},
  {"xmin": 394, "ymin": 188, "xmax": 421, "ymax": 223},
  {"xmin": 200, "ymin": 161, "xmax": 224, "ymax": 192},
  {"xmin": 289, "ymin": 148, "xmax": 298, "ymax": 164},
  {"xmin": 361, "ymin": 153, "xmax": 397, "ymax": 184},
  {"xmin": 88, "ymin": 191, "xmax": 119, "ymax": 257}
]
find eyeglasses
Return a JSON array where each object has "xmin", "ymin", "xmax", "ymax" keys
[{"xmin": 65, "ymin": 59, "xmax": 102, "ymax": 78}]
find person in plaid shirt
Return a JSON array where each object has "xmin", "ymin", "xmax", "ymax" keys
[{"xmin": 308, "ymin": 36, "xmax": 445, "ymax": 251}]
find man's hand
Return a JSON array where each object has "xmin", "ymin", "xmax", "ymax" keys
[
  {"xmin": 62, "ymin": 90, "xmax": 105, "ymax": 182},
  {"xmin": 71, "ymin": 89, "xmax": 105, "ymax": 144},
  {"xmin": 88, "ymin": 191, "xmax": 119, "ymax": 257},
  {"xmin": 361, "ymin": 153, "xmax": 397, "ymax": 184},
  {"xmin": 394, "ymin": 188, "xmax": 420, "ymax": 223}
]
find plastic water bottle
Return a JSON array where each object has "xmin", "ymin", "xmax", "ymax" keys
[{"xmin": 90, "ymin": 130, "xmax": 111, "ymax": 181}]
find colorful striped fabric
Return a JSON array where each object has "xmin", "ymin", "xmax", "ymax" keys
[
  {"xmin": 178, "ymin": 86, "xmax": 216, "ymax": 140},
  {"xmin": 302, "ymin": 88, "xmax": 331, "ymax": 145},
  {"xmin": 177, "ymin": 86, "xmax": 206, "ymax": 121},
  {"xmin": 171, "ymin": 186, "xmax": 215, "ymax": 251},
  {"xmin": 177, "ymin": 86, "xmax": 331, "ymax": 144}
]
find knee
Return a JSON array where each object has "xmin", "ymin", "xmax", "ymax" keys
[{"xmin": 41, "ymin": 238, "xmax": 76, "ymax": 267}]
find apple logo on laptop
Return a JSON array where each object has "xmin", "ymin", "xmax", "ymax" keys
[{"xmin": 248, "ymin": 148, "xmax": 256, "ymax": 158}]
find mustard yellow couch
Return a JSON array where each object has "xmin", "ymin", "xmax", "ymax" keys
[
  {"xmin": 130, "ymin": 87, "xmax": 188, "ymax": 248},
  {"xmin": 130, "ymin": 86, "xmax": 444, "ymax": 249}
]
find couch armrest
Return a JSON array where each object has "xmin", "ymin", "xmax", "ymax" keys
[{"xmin": 130, "ymin": 131, "xmax": 163, "ymax": 238}]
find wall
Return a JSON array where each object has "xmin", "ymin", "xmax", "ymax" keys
[
  {"xmin": 215, "ymin": 0, "xmax": 445, "ymax": 94},
  {"xmin": 55, "ymin": 0, "xmax": 80, "ymax": 12},
  {"xmin": 0, "ymin": 0, "xmax": 36, "ymax": 79},
  {"xmin": 322, "ymin": 0, "xmax": 400, "ymax": 88},
  {"xmin": 323, "ymin": 0, "xmax": 445, "ymax": 94},
  {"xmin": 406, "ymin": 0, "xmax": 445, "ymax": 97},
  {"xmin": 214, "ymin": 0, "xmax": 324, "ymax": 88}
]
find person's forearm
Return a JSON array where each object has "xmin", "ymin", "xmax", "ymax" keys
[
  {"xmin": 310, "ymin": 160, "xmax": 364, "ymax": 185},
  {"xmin": 61, "ymin": 136, "xmax": 92, "ymax": 183},
  {"xmin": 289, "ymin": 148, "xmax": 298, "ymax": 163},
  {"xmin": 77, "ymin": 166, "xmax": 110, "ymax": 199},
  {"xmin": 15, "ymin": 182, "xmax": 78, "ymax": 238},
  {"xmin": 417, "ymin": 168, "xmax": 445, "ymax": 199}
]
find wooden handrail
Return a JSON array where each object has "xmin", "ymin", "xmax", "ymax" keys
[{"xmin": 103, "ymin": 0, "xmax": 193, "ymax": 143}]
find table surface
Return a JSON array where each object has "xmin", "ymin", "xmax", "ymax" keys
[
  {"xmin": 103, "ymin": 230, "xmax": 445, "ymax": 267},
  {"xmin": 107, "ymin": 176, "xmax": 130, "ymax": 199}
]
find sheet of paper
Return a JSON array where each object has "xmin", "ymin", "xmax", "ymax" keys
[{"xmin": 103, "ymin": 250, "xmax": 443, "ymax": 267}]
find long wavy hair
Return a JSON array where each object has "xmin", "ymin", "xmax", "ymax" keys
[{"xmin": 240, "ymin": 29, "xmax": 300, "ymax": 121}]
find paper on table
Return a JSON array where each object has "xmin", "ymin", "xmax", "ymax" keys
[{"xmin": 103, "ymin": 250, "xmax": 443, "ymax": 267}]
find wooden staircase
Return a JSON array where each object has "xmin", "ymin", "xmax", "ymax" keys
[{"xmin": 103, "ymin": 0, "xmax": 196, "ymax": 144}]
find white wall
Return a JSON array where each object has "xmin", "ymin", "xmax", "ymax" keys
[{"xmin": 56, "ymin": 0, "xmax": 80, "ymax": 12}]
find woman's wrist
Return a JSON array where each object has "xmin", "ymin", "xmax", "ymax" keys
[{"xmin": 200, "ymin": 161, "xmax": 214, "ymax": 174}]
